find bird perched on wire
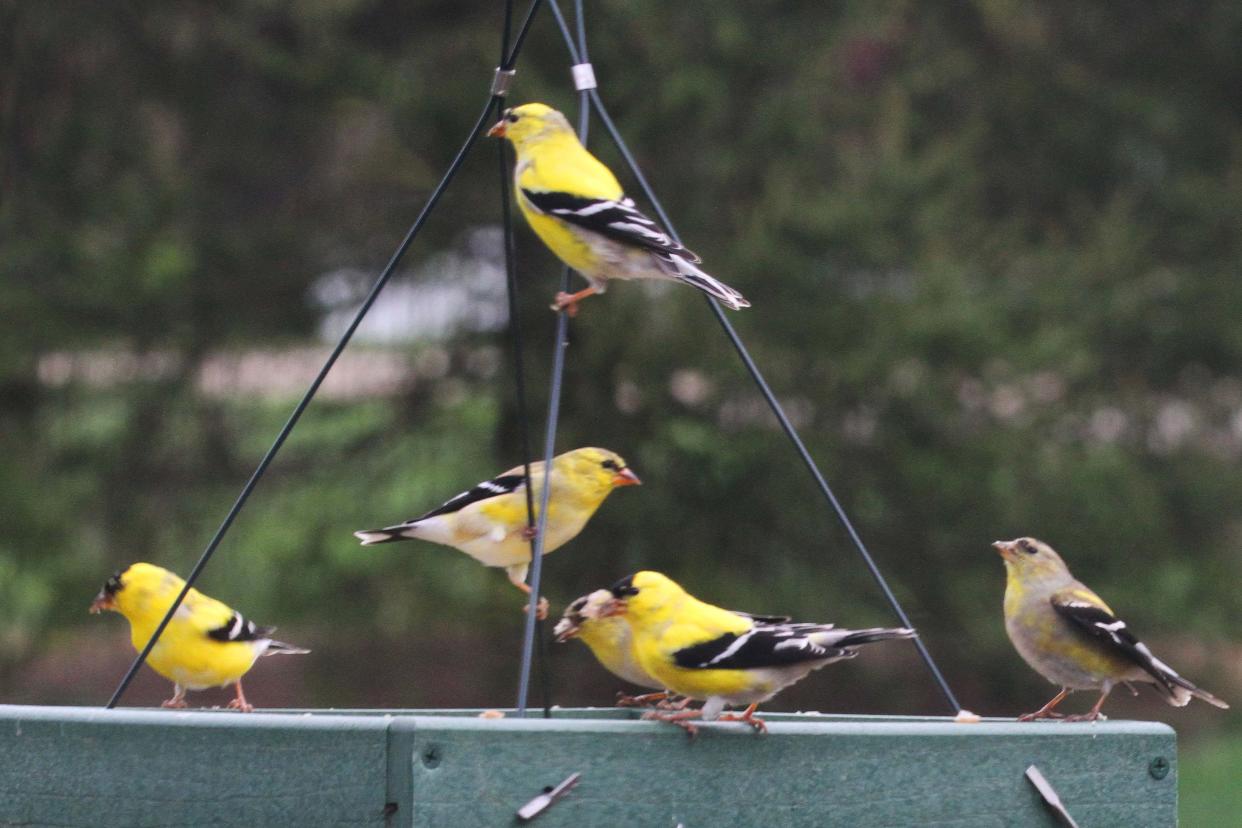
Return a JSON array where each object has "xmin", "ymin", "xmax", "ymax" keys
[
  {"xmin": 994, "ymin": 537, "xmax": 1229, "ymax": 721},
  {"xmin": 488, "ymin": 102, "xmax": 750, "ymax": 315},
  {"xmin": 354, "ymin": 447, "xmax": 640, "ymax": 618},
  {"xmin": 90, "ymin": 562, "xmax": 309, "ymax": 712},
  {"xmin": 603, "ymin": 571, "xmax": 916, "ymax": 734}
]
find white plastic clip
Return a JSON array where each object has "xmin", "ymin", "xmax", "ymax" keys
[
  {"xmin": 516, "ymin": 773, "xmax": 581, "ymax": 822},
  {"xmin": 570, "ymin": 63, "xmax": 597, "ymax": 91},
  {"xmin": 491, "ymin": 67, "xmax": 516, "ymax": 97}
]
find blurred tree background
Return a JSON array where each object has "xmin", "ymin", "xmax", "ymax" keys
[{"xmin": 2, "ymin": 0, "xmax": 1240, "ymax": 816}]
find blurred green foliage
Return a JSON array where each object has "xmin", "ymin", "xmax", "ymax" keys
[
  {"xmin": 1180, "ymin": 735, "xmax": 1242, "ymax": 825},
  {"xmin": 1, "ymin": 0, "xmax": 1239, "ymax": 748}
]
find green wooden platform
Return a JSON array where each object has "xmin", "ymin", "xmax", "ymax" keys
[{"xmin": 0, "ymin": 705, "xmax": 1176, "ymax": 826}]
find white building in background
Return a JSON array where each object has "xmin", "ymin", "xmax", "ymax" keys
[
  {"xmin": 37, "ymin": 227, "xmax": 511, "ymax": 400},
  {"xmin": 315, "ymin": 226, "xmax": 509, "ymax": 344}
]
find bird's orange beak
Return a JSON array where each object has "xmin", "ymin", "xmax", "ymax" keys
[
  {"xmin": 612, "ymin": 467, "xmax": 641, "ymax": 487},
  {"xmin": 992, "ymin": 540, "xmax": 1018, "ymax": 562},
  {"xmin": 553, "ymin": 621, "xmax": 579, "ymax": 644},
  {"xmin": 89, "ymin": 590, "xmax": 115, "ymax": 614},
  {"xmin": 487, "ymin": 120, "xmax": 507, "ymax": 138}
]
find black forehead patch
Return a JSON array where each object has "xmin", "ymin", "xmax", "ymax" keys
[
  {"xmin": 569, "ymin": 597, "xmax": 588, "ymax": 612},
  {"xmin": 609, "ymin": 574, "xmax": 638, "ymax": 598},
  {"xmin": 103, "ymin": 570, "xmax": 125, "ymax": 595}
]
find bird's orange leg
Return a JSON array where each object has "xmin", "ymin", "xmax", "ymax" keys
[
  {"xmin": 660, "ymin": 695, "xmax": 693, "ymax": 711},
  {"xmin": 1064, "ymin": 687, "xmax": 1111, "ymax": 722},
  {"xmin": 616, "ymin": 691, "xmax": 669, "ymax": 708},
  {"xmin": 513, "ymin": 580, "xmax": 549, "ymax": 620},
  {"xmin": 551, "ymin": 286, "xmax": 597, "ymax": 316},
  {"xmin": 227, "ymin": 679, "xmax": 254, "ymax": 713},
  {"xmin": 1018, "ymin": 687, "xmax": 1070, "ymax": 721},
  {"xmin": 719, "ymin": 703, "xmax": 768, "ymax": 734},
  {"xmin": 642, "ymin": 707, "xmax": 702, "ymax": 737},
  {"xmin": 161, "ymin": 684, "xmax": 188, "ymax": 709}
]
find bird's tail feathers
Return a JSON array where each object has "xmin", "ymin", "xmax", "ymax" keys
[
  {"xmin": 354, "ymin": 524, "xmax": 421, "ymax": 546},
  {"xmin": 834, "ymin": 627, "xmax": 918, "ymax": 648},
  {"xmin": 1187, "ymin": 685, "xmax": 1230, "ymax": 709},
  {"xmin": 262, "ymin": 640, "xmax": 310, "ymax": 656},
  {"xmin": 1156, "ymin": 670, "xmax": 1229, "ymax": 709},
  {"xmin": 1141, "ymin": 651, "xmax": 1230, "ymax": 709},
  {"xmin": 666, "ymin": 255, "xmax": 750, "ymax": 310}
]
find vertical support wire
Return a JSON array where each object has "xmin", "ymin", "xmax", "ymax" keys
[
  {"xmin": 106, "ymin": 0, "xmax": 547, "ymax": 709},
  {"xmin": 513, "ymin": 0, "xmax": 593, "ymax": 720},
  {"xmin": 497, "ymin": 0, "xmax": 553, "ymax": 717},
  {"xmin": 545, "ymin": 0, "xmax": 962, "ymax": 714}
]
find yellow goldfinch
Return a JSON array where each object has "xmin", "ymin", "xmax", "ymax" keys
[
  {"xmin": 605, "ymin": 571, "xmax": 916, "ymax": 733},
  {"xmin": 555, "ymin": 588, "xmax": 795, "ymax": 708},
  {"xmin": 995, "ymin": 537, "xmax": 1229, "ymax": 721},
  {"xmin": 90, "ymin": 562, "xmax": 309, "ymax": 712},
  {"xmin": 488, "ymin": 102, "xmax": 750, "ymax": 314},
  {"xmin": 354, "ymin": 447, "xmax": 640, "ymax": 617},
  {"xmin": 554, "ymin": 589, "xmax": 668, "ymax": 706}
]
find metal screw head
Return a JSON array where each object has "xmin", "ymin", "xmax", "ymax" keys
[
  {"xmin": 422, "ymin": 745, "xmax": 442, "ymax": 769},
  {"xmin": 1148, "ymin": 756, "xmax": 1170, "ymax": 780}
]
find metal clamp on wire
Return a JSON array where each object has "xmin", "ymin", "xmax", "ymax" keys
[
  {"xmin": 491, "ymin": 67, "xmax": 517, "ymax": 97},
  {"xmin": 571, "ymin": 63, "xmax": 597, "ymax": 91}
]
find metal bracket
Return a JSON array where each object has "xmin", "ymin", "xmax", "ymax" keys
[
  {"xmin": 1025, "ymin": 765, "xmax": 1081, "ymax": 828},
  {"xmin": 516, "ymin": 772, "xmax": 581, "ymax": 822},
  {"xmin": 491, "ymin": 67, "xmax": 517, "ymax": 97},
  {"xmin": 570, "ymin": 62, "xmax": 597, "ymax": 91}
]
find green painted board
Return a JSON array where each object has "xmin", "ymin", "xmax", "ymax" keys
[
  {"xmin": 0, "ymin": 705, "xmax": 392, "ymax": 826},
  {"xmin": 0, "ymin": 705, "xmax": 1176, "ymax": 827},
  {"xmin": 405, "ymin": 713, "xmax": 1177, "ymax": 827}
]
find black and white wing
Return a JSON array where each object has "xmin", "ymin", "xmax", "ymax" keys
[
  {"xmin": 520, "ymin": 190, "xmax": 700, "ymax": 262},
  {"xmin": 206, "ymin": 610, "xmax": 275, "ymax": 644},
  {"xmin": 521, "ymin": 189, "xmax": 750, "ymax": 310},
  {"xmin": 204, "ymin": 611, "xmax": 309, "ymax": 656},
  {"xmin": 674, "ymin": 623, "xmax": 913, "ymax": 671},
  {"xmin": 415, "ymin": 473, "xmax": 527, "ymax": 521},
  {"xmin": 354, "ymin": 472, "xmax": 527, "ymax": 545},
  {"xmin": 1051, "ymin": 590, "xmax": 1159, "ymax": 671},
  {"xmin": 1052, "ymin": 589, "xmax": 1228, "ymax": 708}
]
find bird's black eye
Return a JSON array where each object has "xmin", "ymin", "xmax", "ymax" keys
[
  {"xmin": 601, "ymin": 458, "xmax": 618, "ymax": 471},
  {"xmin": 505, "ymin": 111, "xmax": 519, "ymax": 123},
  {"xmin": 1019, "ymin": 540, "xmax": 1038, "ymax": 555},
  {"xmin": 609, "ymin": 575, "xmax": 639, "ymax": 598},
  {"xmin": 570, "ymin": 598, "xmax": 587, "ymax": 612},
  {"xmin": 103, "ymin": 570, "xmax": 124, "ymax": 595}
]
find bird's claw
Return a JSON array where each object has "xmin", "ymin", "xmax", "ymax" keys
[
  {"xmin": 1017, "ymin": 711, "xmax": 1065, "ymax": 722},
  {"xmin": 522, "ymin": 596, "xmax": 550, "ymax": 621},
  {"xmin": 615, "ymin": 691, "xmax": 668, "ymax": 708},
  {"xmin": 719, "ymin": 710, "xmax": 768, "ymax": 734},
  {"xmin": 641, "ymin": 708, "xmax": 701, "ymax": 738},
  {"xmin": 226, "ymin": 698, "xmax": 255, "ymax": 713},
  {"xmin": 160, "ymin": 698, "xmax": 188, "ymax": 710},
  {"xmin": 618, "ymin": 695, "xmax": 690, "ymax": 713},
  {"xmin": 551, "ymin": 292, "xmax": 581, "ymax": 317},
  {"xmin": 519, "ymin": 526, "xmax": 538, "ymax": 542}
]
